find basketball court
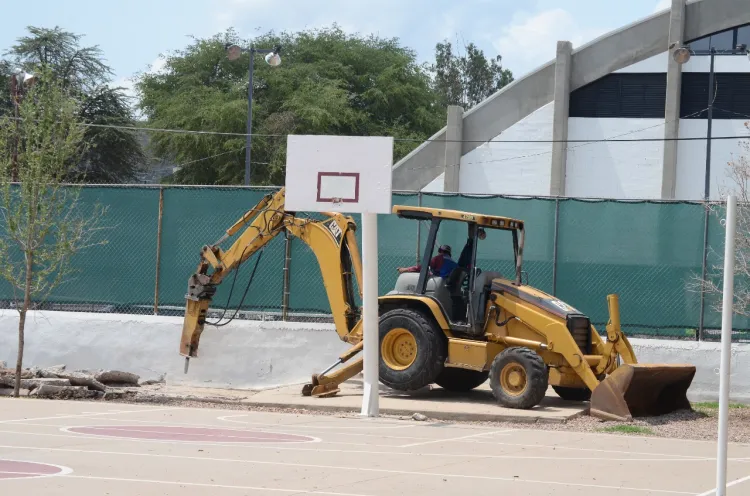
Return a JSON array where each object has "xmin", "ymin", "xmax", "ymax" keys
[{"xmin": 1, "ymin": 398, "xmax": 749, "ymax": 495}]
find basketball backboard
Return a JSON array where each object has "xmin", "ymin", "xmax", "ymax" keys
[{"xmin": 285, "ymin": 135, "xmax": 393, "ymax": 214}]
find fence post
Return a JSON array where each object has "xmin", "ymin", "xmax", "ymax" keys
[
  {"xmin": 281, "ymin": 231, "xmax": 292, "ymax": 321},
  {"xmin": 552, "ymin": 197, "xmax": 560, "ymax": 296},
  {"xmin": 416, "ymin": 191, "xmax": 423, "ymax": 262},
  {"xmin": 153, "ymin": 187, "xmax": 165, "ymax": 316},
  {"xmin": 698, "ymin": 201, "xmax": 710, "ymax": 341}
]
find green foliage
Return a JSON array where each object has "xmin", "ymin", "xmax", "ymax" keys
[
  {"xmin": 430, "ymin": 40, "xmax": 513, "ymax": 110},
  {"xmin": 599, "ymin": 425, "xmax": 654, "ymax": 435},
  {"xmin": 0, "ymin": 68, "xmax": 108, "ymax": 303},
  {"xmin": 136, "ymin": 26, "xmax": 446, "ymax": 185},
  {"xmin": 1, "ymin": 26, "xmax": 144, "ymax": 183}
]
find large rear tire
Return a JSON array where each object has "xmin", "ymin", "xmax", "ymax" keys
[
  {"xmin": 435, "ymin": 368, "xmax": 489, "ymax": 392},
  {"xmin": 490, "ymin": 347, "xmax": 548, "ymax": 409},
  {"xmin": 378, "ymin": 308, "xmax": 447, "ymax": 391},
  {"xmin": 552, "ymin": 385, "xmax": 591, "ymax": 402}
]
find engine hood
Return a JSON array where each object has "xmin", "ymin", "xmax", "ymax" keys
[{"xmin": 490, "ymin": 279, "xmax": 585, "ymax": 320}]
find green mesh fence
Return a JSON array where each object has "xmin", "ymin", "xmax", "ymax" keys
[{"xmin": 1, "ymin": 185, "xmax": 745, "ymax": 341}]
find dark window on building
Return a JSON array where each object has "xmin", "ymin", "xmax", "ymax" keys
[
  {"xmin": 689, "ymin": 36, "xmax": 710, "ymax": 52},
  {"xmin": 710, "ymin": 29, "xmax": 735, "ymax": 50},
  {"xmin": 569, "ymin": 73, "xmax": 666, "ymax": 118},
  {"xmin": 687, "ymin": 24, "xmax": 750, "ymax": 52},
  {"xmin": 737, "ymin": 25, "xmax": 750, "ymax": 49},
  {"xmin": 681, "ymin": 73, "xmax": 750, "ymax": 119}
]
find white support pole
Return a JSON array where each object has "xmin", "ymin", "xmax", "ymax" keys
[
  {"xmin": 716, "ymin": 194, "xmax": 736, "ymax": 496},
  {"xmin": 360, "ymin": 212, "xmax": 379, "ymax": 417}
]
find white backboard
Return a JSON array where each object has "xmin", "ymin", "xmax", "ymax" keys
[{"xmin": 284, "ymin": 135, "xmax": 393, "ymax": 214}]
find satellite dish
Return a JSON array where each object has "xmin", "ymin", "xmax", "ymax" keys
[
  {"xmin": 673, "ymin": 47, "xmax": 691, "ymax": 65},
  {"xmin": 226, "ymin": 44, "xmax": 243, "ymax": 61}
]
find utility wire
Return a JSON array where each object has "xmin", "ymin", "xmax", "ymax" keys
[{"xmin": 5, "ymin": 115, "xmax": 750, "ymax": 144}]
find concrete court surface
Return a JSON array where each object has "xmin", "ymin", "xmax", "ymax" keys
[
  {"xmin": 244, "ymin": 379, "xmax": 588, "ymax": 423},
  {"xmin": 1, "ymin": 399, "xmax": 750, "ymax": 495}
]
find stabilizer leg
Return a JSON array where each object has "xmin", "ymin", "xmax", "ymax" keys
[{"xmin": 302, "ymin": 341, "xmax": 364, "ymax": 398}]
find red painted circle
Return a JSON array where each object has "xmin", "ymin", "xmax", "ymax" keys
[
  {"xmin": 0, "ymin": 460, "xmax": 65, "ymax": 480},
  {"xmin": 66, "ymin": 425, "xmax": 316, "ymax": 443}
]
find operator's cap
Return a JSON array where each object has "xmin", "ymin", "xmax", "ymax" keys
[{"xmin": 438, "ymin": 244, "xmax": 452, "ymax": 256}]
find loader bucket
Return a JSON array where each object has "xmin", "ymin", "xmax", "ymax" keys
[{"xmin": 589, "ymin": 363, "xmax": 696, "ymax": 422}]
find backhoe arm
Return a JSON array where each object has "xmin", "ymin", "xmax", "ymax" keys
[{"xmin": 179, "ymin": 188, "xmax": 364, "ymax": 368}]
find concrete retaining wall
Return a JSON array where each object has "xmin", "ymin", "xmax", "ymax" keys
[
  {"xmin": 1, "ymin": 310, "xmax": 749, "ymax": 402},
  {"xmin": 0, "ymin": 310, "xmax": 349, "ymax": 390}
]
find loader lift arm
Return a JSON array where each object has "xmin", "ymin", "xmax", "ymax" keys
[{"xmin": 179, "ymin": 188, "xmax": 365, "ymax": 370}]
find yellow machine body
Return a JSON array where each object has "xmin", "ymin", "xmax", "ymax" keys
[{"xmin": 179, "ymin": 188, "xmax": 696, "ymax": 422}]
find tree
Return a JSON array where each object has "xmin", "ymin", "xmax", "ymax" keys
[
  {"xmin": 0, "ymin": 68, "xmax": 108, "ymax": 397},
  {"xmin": 690, "ymin": 125, "xmax": 750, "ymax": 321},
  {"xmin": 1, "ymin": 26, "xmax": 144, "ymax": 183},
  {"xmin": 430, "ymin": 40, "xmax": 513, "ymax": 110},
  {"xmin": 135, "ymin": 26, "xmax": 445, "ymax": 185}
]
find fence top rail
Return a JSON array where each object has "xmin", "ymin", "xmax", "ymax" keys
[{"xmin": 4, "ymin": 182, "xmax": 738, "ymax": 205}]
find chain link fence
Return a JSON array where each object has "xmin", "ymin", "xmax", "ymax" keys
[{"xmin": 1, "ymin": 185, "xmax": 746, "ymax": 342}]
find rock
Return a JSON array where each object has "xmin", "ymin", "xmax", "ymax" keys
[
  {"xmin": 0, "ymin": 377, "xmax": 71, "ymax": 390},
  {"xmin": 0, "ymin": 388, "xmax": 30, "ymax": 396},
  {"xmin": 31, "ymin": 384, "xmax": 98, "ymax": 399},
  {"xmin": 53, "ymin": 371, "xmax": 108, "ymax": 392},
  {"xmin": 412, "ymin": 413, "xmax": 428, "ymax": 422},
  {"xmin": 103, "ymin": 389, "xmax": 138, "ymax": 401},
  {"xmin": 0, "ymin": 361, "xmax": 5, "ymax": 369},
  {"xmin": 0, "ymin": 368, "xmax": 35, "ymax": 379},
  {"xmin": 95, "ymin": 370, "xmax": 140, "ymax": 386},
  {"xmin": 139, "ymin": 374, "xmax": 166, "ymax": 386}
]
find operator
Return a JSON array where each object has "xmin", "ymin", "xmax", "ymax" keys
[
  {"xmin": 397, "ymin": 244, "xmax": 457, "ymax": 277},
  {"xmin": 458, "ymin": 227, "xmax": 486, "ymax": 268}
]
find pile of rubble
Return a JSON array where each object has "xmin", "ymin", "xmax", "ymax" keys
[{"xmin": 0, "ymin": 361, "xmax": 164, "ymax": 400}]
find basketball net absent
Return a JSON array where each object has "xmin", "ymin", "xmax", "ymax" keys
[{"xmin": 285, "ymin": 135, "xmax": 394, "ymax": 417}]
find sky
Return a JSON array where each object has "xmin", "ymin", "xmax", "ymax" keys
[{"xmin": 1, "ymin": 0, "xmax": 672, "ymax": 98}]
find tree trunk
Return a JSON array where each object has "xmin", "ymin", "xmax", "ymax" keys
[{"xmin": 14, "ymin": 252, "xmax": 33, "ymax": 398}]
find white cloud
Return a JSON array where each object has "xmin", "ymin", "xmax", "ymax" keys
[
  {"xmin": 493, "ymin": 9, "xmax": 609, "ymax": 76},
  {"xmin": 654, "ymin": 0, "xmax": 671, "ymax": 13}
]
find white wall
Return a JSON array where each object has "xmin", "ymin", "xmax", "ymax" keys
[
  {"xmin": 631, "ymin": 338, "xmax": 750, "ymax": 403},
  {"xmin": 566, "ymin": 118, "xmax": 666, "ymax": 199},
  {"xmin": 422, "ymin": 172, "xmax": 445, "ymax": 193},
  {"xmin": 450, "ymin": 103, "xmax": 554, "ymax": 195},
  {"xmin": 2, "ymin": 310, "xmax": 749, "ymax": 403},
  {"xmin": 0, "ymin": 310, "xmax": 349, "ymax": 390},
  {"xmin": 675, "ymin": 119, "xmax": 749, "ymax": 201}
]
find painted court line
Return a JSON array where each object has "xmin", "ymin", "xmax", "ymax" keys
[
  {"xmin": 0, "ymin": 407, "xmax": 178, "ymax": 424},
  {"xmin": 83, "ymin": 418, "xmax": 733, "ymax": 461},
  {"xmin": 695, "ymin": 473, "xmax": 750, "ymax": 496},
  {"xmin": 61, "ymin": 474, "xmax": 368, "ymax": 495},
  {"xmin": 397, "ymin": 429, "xmax": 515, "ymax": 448},
  {"xmin": 0, "ymin": 434, "xmax": 732, "ymax": 462},
  {"xmin": 217, "ymin": 414, "xmax": 416, "ymax": 430},
  {"xmin": 59, "ymin": 425, "xmax": 322, "ymax": 444},
  {"xmin": 0, "ymin": 444, "xmax": 694, "ymax": 494},
  {"xmin": 0, "ymin": 460, "xmax": 72, "ymax": 481}
]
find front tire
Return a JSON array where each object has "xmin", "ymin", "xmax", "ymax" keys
[
  {"xmin": 378, "ymin": 308, "xmax": 447, "ymax": 391},
  {"xmin": 435, "ymin": 368, "xmax": 489, "ymax": 392},
  {"xmin": 490, "ymin": 347, "xmax": 548, "ymax": 409}
]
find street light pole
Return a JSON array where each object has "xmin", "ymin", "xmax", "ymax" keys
[
  {"xmin": 226, "ymin": 43, "xmax": 282, "ymax": 186},
  {"xmin": 245, "ymin": 48, "xmax": 256, "ymax": 187}
]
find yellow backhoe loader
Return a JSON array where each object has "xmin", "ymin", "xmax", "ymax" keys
[{"xmin": 179, "ymin": 188, "xmax": 696, "ymax": 422}]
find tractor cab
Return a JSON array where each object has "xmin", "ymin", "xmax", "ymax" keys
[{"xmin": 387, "ymin": 206, "xmax": 525, "ymax": 337}]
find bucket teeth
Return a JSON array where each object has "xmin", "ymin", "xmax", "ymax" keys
[{"xmin": 590, "ymin": 364, "xmax": 696, "ymax": 422}]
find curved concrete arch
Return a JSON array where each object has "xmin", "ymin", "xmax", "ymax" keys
[{"xmin": 393, "ymin": 0, "xmax": 750, "ymax": 191}]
